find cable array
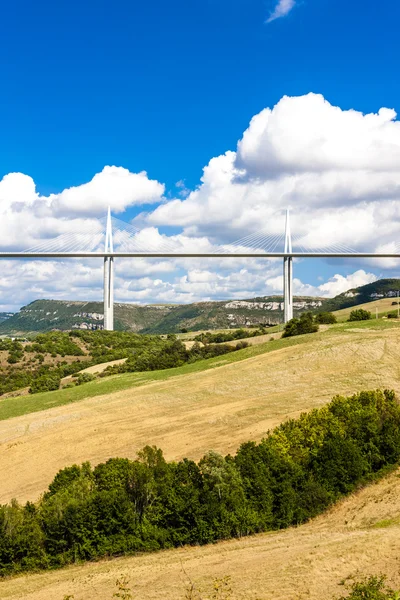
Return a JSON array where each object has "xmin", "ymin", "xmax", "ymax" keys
[
  {"xmin": 15, "ymin": 211, "xmax": 383, "ymax": 256},
  {"xmin": 217, "ymin": 230, "xmax": 285, "ymax": 254},
  {"xmin": 291, "ymin": 233, "xmax": 357, "ymax": 254},
  {"xmin": 24, "ymin": 218, "xmax": 106, "ymax": 254}
]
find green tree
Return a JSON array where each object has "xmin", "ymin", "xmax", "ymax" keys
[
  {"xmin": 282, "ymin": 312, "xmax": 319, "ymax": 338},
  {"xmin": 315, "ymin": 312, "xmax": 337, "ymax": 324},
  {"xmin": 348, "ymin": 308, "xmax": 372, "ymax": 321}
]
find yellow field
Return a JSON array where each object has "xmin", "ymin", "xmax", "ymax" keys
[
  {"xmin": 2, "ymin": 323, "xmax": 400, "ymax": 598},
  {"xmin": 333, "ymin": 297, "xmax": 400, "ymax": 321},
  {"xmin": 1, "ymin": 323, "xmax": 400, "ymax": 505},
  {"xmin": 2, "ymin": 465, "xmax": 400, "ymax": 600}
]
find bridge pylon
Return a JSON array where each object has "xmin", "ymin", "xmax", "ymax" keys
[
  {"xmin": 283, "ymin": 209, "xmax": 293, "ymax": 324},
  {"xmin": 103, "ymin": 206, "xmax": 114, "ymax": 331}
]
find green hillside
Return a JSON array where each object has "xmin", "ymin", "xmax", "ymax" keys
[
  {"xmin": 1, "ymin": 278, "xmax": 400, "ymax": 335},
  {"xmin": 322, "ymin": 278, "xmax": 400, "ymax": 312},
  {"xmin": 0, "ymin": 296, "xmax": 324, "ymax": 334}
]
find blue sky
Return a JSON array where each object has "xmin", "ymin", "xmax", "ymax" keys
[
  {"xmin": 2, "ymin": 0, "xmax": 400, "ymax": 194},
  {"xmin": 1, "ymin": 0, "xmax": 400, "ymax": 309}
]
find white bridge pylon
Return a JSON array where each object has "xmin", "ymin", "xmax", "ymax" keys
[
  {"xmin": 101, "ymin": 207, "xmax": 294, "ymax": 330},
  {"xmin": 103, "ymin": 207, "xmax": 114, "ymax": 331},
  {"xmin": 5, "ymin": 206, "xmax": 400, "ymax": 330},
  {"xmin": 283, "ymin": 209, "xmax": 293, "ymax": 323}
]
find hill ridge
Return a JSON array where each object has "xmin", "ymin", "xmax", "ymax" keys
[{"xmin": 1, "ymin": 278, "xmax": 400, "ymax": 334}]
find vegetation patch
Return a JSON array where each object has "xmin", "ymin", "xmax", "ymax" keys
[
  {"xmin": 348, "ymin": 309, "xmax": 372, "ymax": 322},
  {"xmin": 282, "ymin": 311, "xmax": 319, "ymax": 337},
  {"xmin": 0, "ymin": 331, "xmax": 246, "ymax": 397}
]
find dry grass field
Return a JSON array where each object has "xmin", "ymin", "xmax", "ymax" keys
[
  {"xmin": 2, "ymin": 466, "xmax": 400, "ymax": 600},
  {"xmin": 1, "ymin": 323, "xmax": 400, "ymax": 506},
  {"xmin": 334, "ymin": 297, "xmax": 400, "ymax": 321},
  {"xmin": 2, "ymin": 322, "xmax": 400, "ymax": 599}
]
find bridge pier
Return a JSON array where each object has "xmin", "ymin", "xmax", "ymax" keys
[
  {"xmin": 283, "ymin": 209, "xmax": 293, "ymax": 323},
  {"xmin": 103, "ymin": 207, "xmax": 114, "ymax": 331},
  {"xmin": 283, "ymin": 256, "xmax": 293, "ymax": 323},
  {"xmin": 103, "ymin": 256, "xmax": 114, "ymax": 330}
]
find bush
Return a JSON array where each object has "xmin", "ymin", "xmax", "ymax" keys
[
  {"xmin": 235, "ymin": 341, "xmax": 249, "ymax": 350},
  {"xmin": 337, "ymin": 575, "xmax": 398, "ymax": 599},
  {"xmin": 73, "ymin": 372, "xmax": 96, "ymax": 385},
  {"xmin": 282, "ymin": 312, "xmax": 319, "ymax": 338},
  {"xmin": 29, "ymin": 374, "xmax": 61, "ymax": 394},
  {"xmin": 315, "ymin": 312, "xmax": 337, "ymax": 324},
  {"xmin": 348, "ymin": 309, "xmax": 372, "ymax": 322}
]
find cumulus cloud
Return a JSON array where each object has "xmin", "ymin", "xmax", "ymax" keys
[
  {"xmin": 2, "ymin": 93, "xmax": 400, "ymax": 310},
  {"xmin": 53, "ymin": 167, "xmax": 164, "ymax": 216},
  {"xmin": 146, "ymin": 93, "xmax": 400, "ymax": 256},
  {"xmin": 0, "ymin": 167, "xmax": 165, "ymax": 250},
  {"xmin": 318, "ymin": 270, "xmax": 378, "ymax": 297},
  {"xmin": 266, "ymin": 0, "xmax": 296, "ymax": 23}
]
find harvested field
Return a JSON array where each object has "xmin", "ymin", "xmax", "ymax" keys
[
  {"xmin": 334, "ymin": 297, "xmax": 400, "ymax": 321},
  {"xmin": 1, "ymin": 324, "xmax": 400, "ymax": 504},
  {"xmin": 79, "ymin": 358, "xmax": 128, "ymax": 374}
]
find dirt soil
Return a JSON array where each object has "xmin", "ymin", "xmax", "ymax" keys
[
  {"xmin": 2, "ymin": 467, "xmax": 400, "ymax": 600},
  {"xmin": 1, "ymin": 327, "xmax": 400, "ymax": 505}
]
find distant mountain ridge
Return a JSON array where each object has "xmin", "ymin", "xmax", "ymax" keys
[
  {"xmin": 320, "ymin": 278, "xmax": 400, "ymax": 312},
  {"xmin": 1, "ymin": 278, "xmax": 399, "ymax": 334},
  {"xmin": 0, "ymin": 296, "xmax": 323, "ymax": 334}
]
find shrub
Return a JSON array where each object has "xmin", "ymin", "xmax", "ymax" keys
[
  {"xmin": 337, "ymin": 575, "xmax": 399, "ymax": 599},
  {"xmin": 74, "ymin": 372, "xmax": 96, "ymax": 385},
  {"xmin": 348, "ymin": 309, "xmax": 372, "ymax": 321},
  {"xmin": 315, "ymin": 312, "xmax": 337, "ymax": 324},
  {"xmin": 235, "ymin": 341, "xmax": 249, "ymax": 350},
  {"xmin": 29, "ymin": 374, "xmax": 61, "ymax": 394},
  {"xmin": 282, "ymin": 312, "xmax": 319, "ymax": 338}
]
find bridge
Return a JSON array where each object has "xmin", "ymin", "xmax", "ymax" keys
[{"xmin": 2, "ymin": 208, "xmax": 400, "ymax": 330}]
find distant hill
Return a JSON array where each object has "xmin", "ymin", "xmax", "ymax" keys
[
  {"xmin": 0, "ymin": 296, "xmax": 324, "ymax": 335},
  {"xmin": 0, "ymin": 312, "xmax": 14, "ymax": 324},
  {"xmin": 1, "ymin": 278, "xmax": 399, "ymax": 335},
  {"xmin": 321, "ymin": 278, "xmax": 400, "ymax": 312}
]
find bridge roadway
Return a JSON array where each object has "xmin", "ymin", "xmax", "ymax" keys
[{"xmin": 0, "ymin": 252, "xmax": 399, "ymax": 258}]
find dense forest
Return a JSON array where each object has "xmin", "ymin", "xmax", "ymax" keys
[{"xmin": 1, "ymin": 389, "xmax": 399, "ymax": 577}]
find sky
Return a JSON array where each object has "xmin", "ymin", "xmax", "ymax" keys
[{"xmin": 1, "ymin": 0, "xmax": 400, "ymax": 311}]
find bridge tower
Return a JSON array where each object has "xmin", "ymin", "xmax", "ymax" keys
[
  {"xmin": 103, "ymin": 206, "xmax": 114, "ymax": 331},
  {"xmin": 283, "ymin": 209, "xmax": 293, "ymax": 323}
]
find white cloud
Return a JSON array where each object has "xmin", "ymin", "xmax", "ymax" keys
[
  {"xmin": 2, "ymin": 93, "xmax": 400, "ymax": 310},
  {"xmin": 146, "ymin": 94, "xmax": 400, "ymax": 257},
  {"xmin": 318, "ymin": 270, "xmax": 377, "ymax": 297},
  {"xmin": 266, "ymin": 0, "xmax": 296, "ymax": 23},
  {"xmin": 0, "ymin": 167, "xmax": 165, "ymax": 250},
  {"xmin": 53, "ymin": 166, "xmax": 164, "ymax": 216}
]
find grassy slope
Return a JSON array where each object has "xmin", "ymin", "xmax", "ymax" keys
[
  {"xmin": 0, "ymin": 331, "xmax": 312, "ymax": 422},
  {"xmin": 2, "ymin": 467, "xmax": 400, "ymax": 600},
  {"xmin": 1, "ymin": 319, "xmax": 400, "ymax": 505},
  {"xmin": 333, "ymin": 297, "xmax": 400, "ymax": 321}
]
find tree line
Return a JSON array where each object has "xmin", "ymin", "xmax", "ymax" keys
[{"xmin": 1, "ymin": 389, "xmax": 400, "ymax": 577}]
